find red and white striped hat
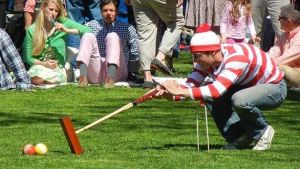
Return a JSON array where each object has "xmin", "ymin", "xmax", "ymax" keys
[{"xmin": 190, "ymin": 23, "xmax": 220, "ymax": 53}]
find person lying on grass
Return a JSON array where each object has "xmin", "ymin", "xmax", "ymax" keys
[{"xmin": 154, "ymin": 23, "xmax": 287, "ymax": 150}]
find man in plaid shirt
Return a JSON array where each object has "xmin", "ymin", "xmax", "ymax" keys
[{"xmin": 0, "ymin": 29, "xmax": 31, "ymax": 90}]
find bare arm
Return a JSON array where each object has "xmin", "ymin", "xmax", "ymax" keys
[
  {"xmin": 33, "ymin": 59, "xmax": 58, "ymax": 69},
  {"xmin": 54, "ymin": 22, "xmax": 81, "ymax": 34},
  {"xmin": 24, "ymin": 12, "xmax": 34, "ymax": 29}
]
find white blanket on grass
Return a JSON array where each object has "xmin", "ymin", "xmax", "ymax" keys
[{"xmin": 32, "ymin": 77, "xmax": 188, "ymax": 89}]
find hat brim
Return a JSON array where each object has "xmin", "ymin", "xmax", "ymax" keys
[{"xmin": 190, "ymin": 44, "xmax": 220, "ymax": 53}]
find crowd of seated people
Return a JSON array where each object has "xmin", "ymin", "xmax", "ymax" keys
[{"xmin": 0, "ymin": 0, "xmax": 299, "ymax": 92}]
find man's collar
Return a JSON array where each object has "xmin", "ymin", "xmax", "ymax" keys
[{"xmin": 100, "ymin": 19, "xmax": 117, "ymax": 27}]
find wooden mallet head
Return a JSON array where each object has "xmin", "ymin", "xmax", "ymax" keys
[{"xmin": 60, "ymin": 116, "xmax": 83, "ymax": 155}]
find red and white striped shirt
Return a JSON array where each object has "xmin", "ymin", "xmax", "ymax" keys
[{"xmin": 184, "ymin": 44, "xmax": 284, "ymax": 101}]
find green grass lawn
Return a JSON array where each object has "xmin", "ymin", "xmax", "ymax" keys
[{"xmin": 0, "ymin": 53, "xmax": 299, "ymax": 169}]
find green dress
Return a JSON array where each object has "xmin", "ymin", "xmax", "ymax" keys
[{"xmin": 23, "ymin": 18, "xmax": 91, "ymax": 83}]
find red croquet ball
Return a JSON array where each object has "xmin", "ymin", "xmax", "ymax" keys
[{"xmin": 23, "ymin": 144, "xmax": 36, "ymax": 155}]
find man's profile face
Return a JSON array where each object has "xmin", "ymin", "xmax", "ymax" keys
[
  {"xmin": 101, "ymin": 2, "xmax": 117, "ymax": 24},
  {"xmin": 193, "ymin": 52, "xmax": 215, "ymax": 70}
]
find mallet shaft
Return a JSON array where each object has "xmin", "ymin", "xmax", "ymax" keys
[
  {"xmin": 75, "ymin": 89, "xmax": 158, "ymax": 134},
  {"xmin": 76, "ymin": 103, "xmax": 134, "ymax": 134}
]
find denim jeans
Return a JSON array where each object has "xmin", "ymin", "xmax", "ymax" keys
[
  {"xmin": 117, "ymin": 0, "xmax": 128, "ymax": 23},
  {"xmin": 6, "ymin": 0, "xmax": 14, "ymax": 10},
  {"xmin": 65, "ymin": 0, "xmax": 102, "ymax": 47},
  {"xmin": 66, "ymin": 0, "xmax": 101, "ymax": 24},
  {"xmin": 206, "ymin": 79, "xmax": 287, "ymax": 143}
]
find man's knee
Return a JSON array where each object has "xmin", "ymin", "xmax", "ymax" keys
[
  {"xmin": 82, "ymin": 32, "xmax": 96, "ymax": 39},
  {"xmin": 231, "ymin": 93, "xmax": 248, "ymax": 112},
  {"xmin": 106, "ymin": 32, "xmax": 120, "ymax": 42},
  {"xmin": 79, "ymin": 33, "xmax": 98, "ymax": 50}
]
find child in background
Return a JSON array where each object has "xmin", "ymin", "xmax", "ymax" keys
[{"xmin": 220, "ymin": 0, "xmax": 259, "ymax": 44}]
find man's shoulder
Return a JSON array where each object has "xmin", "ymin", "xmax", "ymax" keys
[
  {"xmin": 85, "ymin": 20, "xmax": 103, "ymax": 34},
  {"xmin": 86, "ymin": 20, "xmax": 101, "ymax": 26}
]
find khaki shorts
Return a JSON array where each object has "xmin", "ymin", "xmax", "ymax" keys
[{"xmin": 279, "ymin": 65, "xmax": 300, "ymax": 88}]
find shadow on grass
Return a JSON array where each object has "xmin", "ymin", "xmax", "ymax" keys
[
  {"xmin": 0, "ymin": 112, "xmax": 66, "ymax": 126},
  {"xmin": 51, "ymin": 150, "xmax": 68, "ymax": 155},
  {"xmin": 286, "ymin": 89, "xmax": 300, "ymax": 101},
  {"xmin": 141, "ymin": 144, "xmax": 223, "ymax": 151}
]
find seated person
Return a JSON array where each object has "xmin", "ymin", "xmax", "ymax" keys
[
  {"xmin": 77, "ymin": 0, "xmax": 139, "ymax": 88},
  {"xmin": 0, "ymin": 29, "xmax": 31, "ymax": 90},
  {"xmin": 23, "ymin": 0, "xmax": 91, "ymax": 85},
  {"xmin": 268, "ymin": 4, "xmax": 300, "ymax": 88}
]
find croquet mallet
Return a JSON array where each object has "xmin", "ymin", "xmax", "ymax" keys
[{"xmin": 60, "ymin": 89, "xmax": 159, "ymax": 155}]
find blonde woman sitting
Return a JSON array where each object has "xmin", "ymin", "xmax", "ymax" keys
[{"xmin": 23, "ymin": 0, "xmax": 90, "ymax": 85}]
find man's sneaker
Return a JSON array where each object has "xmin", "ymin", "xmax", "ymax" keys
[
  {"xmin": 252, "ymin": 125, "xmax": 275, "ymax": 151},
  {"xmin": 103, "ymin": 76, "xmax": 115, "ymax": 88},
  {"xmin": 78, "ymin": 76, "xmax": 88, "ymax": 87}
]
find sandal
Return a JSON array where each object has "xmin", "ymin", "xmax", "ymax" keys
[{"xmin": 150, "ymin": 58, "xmax": 173, "ymax": 76}]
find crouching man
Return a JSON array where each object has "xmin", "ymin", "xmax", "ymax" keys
[{"xmin": 155, "ymin": 24, "xmax": 287, "ymax": 150}]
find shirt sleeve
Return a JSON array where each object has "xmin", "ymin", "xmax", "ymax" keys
[
  {"xmin": 24, "ymin": 0, "xmax": 37, "ymax": 13},
  {"xmin": 186, "ymin": 63, "xmax": 209, "ymax": 87},
  {"xmin": 190, "ymin": 55, "xmax": 248, "ymax": 101},
  {"xmin": 180, "ymin": 64, "xmax": 210, "ymax": 101},
  {"xmin": 23, "ymin": 26, "xmax": 35, "ymax": 66},
  {"xmin": 128, "ymin": 24, "xmax": 139, "ymax": 61},
  {"xmin": 62, "ymin": 18, "xmax": 91, "ymax": 36}
]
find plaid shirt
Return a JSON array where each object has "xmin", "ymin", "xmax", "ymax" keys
[
  {"xmin": 86, "ymin": 20, "xmax": 139, "ymax": 62},
  {"xmin": 0, "ymin": 29, "xmax": 31, "ymax": 90}
]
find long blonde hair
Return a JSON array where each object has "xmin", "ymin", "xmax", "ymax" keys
[
  {"xmin": 32, "ymin": 0, "xmax": 66, "ymax": 55},
  {"xmin": 230, "ymin": 0, "xmax": 252, "ymax": 26}
]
